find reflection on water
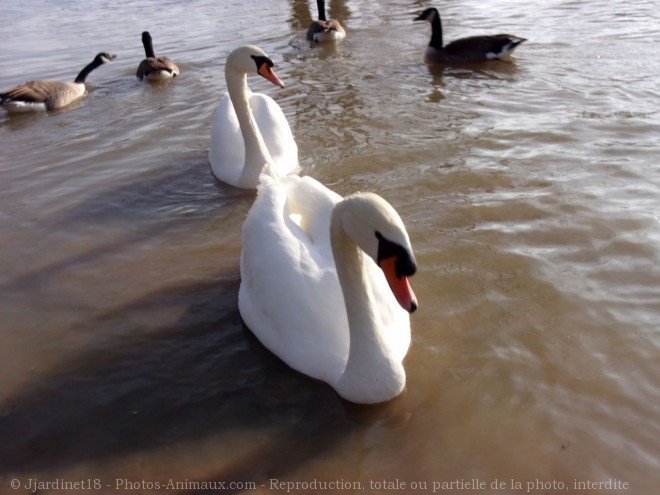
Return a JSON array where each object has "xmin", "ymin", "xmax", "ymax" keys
[{"xmin": 1, "ymin": 0, "xmax": 659, "ymax": 493}]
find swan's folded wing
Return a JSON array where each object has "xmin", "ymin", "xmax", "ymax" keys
[
  {"xmin": 286, "ymin": 176, "xmax": 341, "ymax": 244},
  {"xmin": 209, "ymin": 94, "xmax": 244, "ymax": 185},
  {"xmin": 250, "ymin": 93, "xmax": 299, "ymax": 175},
  {"xmin": 238, "ymin": 176, "xmax": 348, "ymax": 384}
]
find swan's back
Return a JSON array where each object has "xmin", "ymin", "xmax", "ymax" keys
[
  {"xmin": 209, "ymin": 91, "xmax": 298, "ymax": 186},
  {"xmin": 250, "ymin": 95, "xmax": 299, "ymax": 174},
  {"xmin": 238, "ymin": 176, "xmax": 348, "ymax": 383}
]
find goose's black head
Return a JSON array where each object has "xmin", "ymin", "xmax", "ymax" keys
[{"xmin": 414, "ymin": 7, "xmax": 439, "ymax": 23}]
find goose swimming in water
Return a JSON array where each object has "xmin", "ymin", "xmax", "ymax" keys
[
  {"xmin": 0, "ymin": 52, "xmax": 116, "ymax": 112},
  {"xmin": 307, "ymin": 0, "xmax": 346, "ymax": 43},
  {"xmin": 414, "ymin": 7, "xmax": 525, "ymax": 64},
  {"xmin": 136, "ymin": 31, "xmax": 180, "ymax": 81}
]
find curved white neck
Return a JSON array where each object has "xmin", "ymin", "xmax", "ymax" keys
[
  {"xmin": 225, "ymin": 69, "xmax": 276, "ymax": 187},
  {"xmin": 330, "ymin": 202, "xmax": 406, "ymax": 404}
]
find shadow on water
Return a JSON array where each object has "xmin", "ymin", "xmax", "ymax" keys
[
  {"xmin": 0, "ymin": 268, "xmax": 395, "ymax": 486},
  {"xmin": 1, "ymin": 273, "xmax": 331, "ymax": 464},
  {"xmin": 424, "ymin": 59, "xmax": 523, "ymax": 82},
  {"xmin": 416, "ymin": 60, "xmax": 523, "ymax": 103},
  {"xmin": 0, "ymin": 154, "xmax": 400, "ymax": 487}
]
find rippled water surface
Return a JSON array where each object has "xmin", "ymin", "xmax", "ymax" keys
[{"xmin": 1, "ymin": 0, "xmax": 659, "ymax": 493}]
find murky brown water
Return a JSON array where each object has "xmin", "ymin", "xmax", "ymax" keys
[{"xmin": 1, "ymin": 0, "xmax": 659, "ymax": 493}]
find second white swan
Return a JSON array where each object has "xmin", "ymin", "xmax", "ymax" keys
[{"xmin": 209, "ymin": 45, "xmax": 298, "ymax": 189}]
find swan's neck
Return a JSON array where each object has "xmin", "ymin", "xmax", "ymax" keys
[
  {"xmin": 330, "ymin": 205, "xmax": 405, "ymax": 403},
  {"xmin": 226, "ymin": 69, "xmax": 276, "ymax": 186},
  {"xmin": 429, "ymin": 12, "xmax": 444, "ymax": 49}
]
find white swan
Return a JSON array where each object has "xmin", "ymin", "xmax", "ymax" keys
[
  {"xmin": 209, "ymin": 45, "xmax": 298, "ymax": 189},
  {"xmin": 239, "ymin": 175, "xmax": 418, "ymax": 404}
]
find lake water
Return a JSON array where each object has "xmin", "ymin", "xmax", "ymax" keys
[{"xmin": 1, "ymin": 0, "xmax": 659, "ymax": 493}]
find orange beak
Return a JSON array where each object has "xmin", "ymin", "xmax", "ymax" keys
[
  {"xmin": 258, "ymin": 63, "xmax": 284, "ymax": 88},
  {"xmin": 379, "ymin": 257, "xmax": 418, "ymax": 313}
]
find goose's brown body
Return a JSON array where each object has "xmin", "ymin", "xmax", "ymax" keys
[
  {"xmin": 0, "ymin": 52, "xmax": 115, "ymax": 112},
  {"xmin": 136, "ymin": 32, "xmax": 179, "ymax": 81}
]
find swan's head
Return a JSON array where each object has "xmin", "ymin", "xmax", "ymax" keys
[
  {"xmin": 337, "ymin": 193, "xmax": 418, "ymax": 313},
  {"xmin": 226, "ymin": 45, "xmax": 284, "ymax": 88},
  {"xmin": 414, "ymin": 7, "xmax": 439, "ymax": 23}
]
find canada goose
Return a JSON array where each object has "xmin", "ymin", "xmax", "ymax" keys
[
  {"xmin": 0, "ymin": 52, "xmax": 116, "ymax": 112},
  {"xmin": 414, "ymin": 7, "xmax": 525, "ymax": 63},
  {"xmin": 136, "ymin": 31, "xmax": 179, "ymax": 81},
  {"xmin": 307, "ymin": 0, "xmax": 346, "ymax": 43}
]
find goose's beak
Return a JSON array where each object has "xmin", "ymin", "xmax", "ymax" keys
[
  {"xmin": 379, "ymin": 257, "xmax": 418, "ymax": 313},
  {"xmin": 258, "ymin": 64, "xmax": 284, "ymax": 88}
]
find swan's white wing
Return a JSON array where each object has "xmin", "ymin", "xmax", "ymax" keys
[
  {"xmin": 250, "ymin": 93, "xmax": 299, "ymax": 176},
  {"xmin": 209, "ymin": 92, "xmax": 298, "ymax": 187},
  {"xmin": 238, "ymin": 176, "xmax": 348, "ymax": 384},
  {"xmin": 208, "ymin": 93, "xmax": 244, "ymax": 186}
]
